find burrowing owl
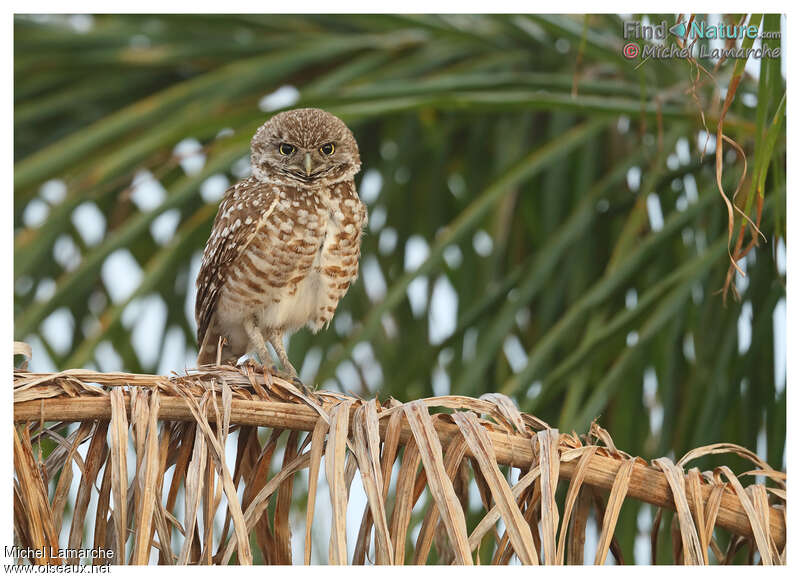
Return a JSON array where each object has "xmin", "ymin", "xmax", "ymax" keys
[{"xmin": 195, "ymin": 108, "xmax": 367, "ymax": 379}]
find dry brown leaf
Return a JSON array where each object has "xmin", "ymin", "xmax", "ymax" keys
[
  {"xmin": 767, "ymin": 487, "xmax": 786, "ymax": 501},
  {"xmin": 172, "ymin": 385, "xmax": 252, "ymax": 565},
  {"xmin": 594, "ymin": 456, "xmax": 635, "ymax": 564},
  {"xmin": 468, "ymin": 461, "xmax": 542, "ymax": 551},
  {"xmin": 652, "ymin": 457, "xmax": 704, "ymax": 564},
  {"xmin": 13, "ymin": 427, "xmax": 60, "ymax": 563},
  {"xmin": 589, "ymin": 421, "xmax": 622, "ymax": 456},
  {"xmin": 741, "ymin": 468, "xmax": 787, "ymax": 483},
  {"xmin": 413, "ymin": 436, "xmax": 467, "ymax": 564},
  {"xmin": 717, "ymin": 465, "xmax": 773, "ymax": 564},
  {"xmin": 556, "ymin": 445, "xmax": 597, "ymax": 563},
  {"xmin": 353, "ymin": 404, "xmax": 403, "ymax": 564},
  {"xmin": 405, "ymin": 401, "xmax": 473, "ymax": 565},
  {"xmin": 568, "ymin": 488, "xmax": 592, "ymax": 565},
  {"xmin": 93, "ymin": 454, "xmax": 113, "ymax": 564},
  {"xmin": 748, "ymin": 484, "xmax": 778, "ymax": 563},
  {"xmin": 274, "ymin": 430, "xmax": 299, "ymax": 564},
  {"xmin": 305, "ymin": 417, "xmax": 330, "ymax": 565},
  {"xmin": 537, "ymin": 429, "xmax": 560, "ymax": 564},
  {"xmin": 51, "ymin": 422, "xmax": 93, "ymax": 532},
  {"xmin": 178, "ymin": 405, "xmax": 208, "ymax": 564},
  {"xmin": 109, "ymin": 388, "xmax": 130, "ymax": 560},
  {"xmin": 679, "ymin": 443, "xmax": 781, "ymax": 487},
  {"xmin": 479, "ymin": 393, "xmax": 528, "ymax": 435},
  {"xmin": 686, "ymin": 468, "xmax": 709, "ymax": 564},
  {"xmin": 242, "ymin": 428, "xmax": 282, "ymax": 509},
  {"xmin": 131, "ymin": 391, "xmax": 162, "ymax": 564},
  {"xmin": 223, "ymin": 448, "xmax": 312, "ymax": 561},
  {"xmin": 352, "ymin": 402, "xmax": 394, "ymax": 564},
  {"xmin": 326, "ymin": 399, "xmax": 354, "ymax": 564},
  {"xmin": 153, "ymin": 501, "xmax": 175, "ymax": 564},
  {"xmin": 452, "ymin": 411, "xmax": 537, "ymax": 565},
  {"xmin": 38, "ymin": 423, "xmax": 87, "ymax": 477},
  {"xmin": 389, "ymin": 438, "xmax": 420, "ymax": 563},
  {"xmin": 67, "ymin": 420, "xmax": 109, "ymax": 563}
]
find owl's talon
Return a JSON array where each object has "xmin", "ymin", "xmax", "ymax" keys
[
  {"xmin": 263, "ymin": 366, "xmax": 318, "ymax": 402},
  {"xmin": 264, "ymin": 365, "xmax": 291, "ymax": 381},
  {"xmin": 262, "ymin": 364, "xmax": 296, "ymax": 383},
  {"xmin": 290, "ymin": 375, "xmax": 308, "ymax": 393},
  {"xmin": 290, "ymin": 376, "xmax": 322, "ymax": 404}
]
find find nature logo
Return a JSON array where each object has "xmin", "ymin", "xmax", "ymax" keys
[
  {"xmin": 621, "ymin": 18, "xmax": 779, "ymax": 60},
  {"xmin": 622, "ymin": 19, "xmax": 687, "ymax": 59}
]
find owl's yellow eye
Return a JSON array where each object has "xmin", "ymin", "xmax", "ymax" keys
[
  {"xmin": 279, "ymin": 143, "xmax": 295, "ymax": 156},
  {"xmin": 320, "ymin": 143, "xmax": 335, "ymax": 156}
]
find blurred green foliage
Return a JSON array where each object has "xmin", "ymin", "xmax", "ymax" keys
[{"xmin": 14, "ymin": 14, "xmax": 785, "ymax": 563}]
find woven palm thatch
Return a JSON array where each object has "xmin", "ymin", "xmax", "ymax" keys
[{"xmin": 13, "ymin": 361, "xmax": 786, "ymax": 565}]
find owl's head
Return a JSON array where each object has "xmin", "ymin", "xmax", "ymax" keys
[{"xmin": 250, "ymin": 108, "xmax": 361, "ymax": 186}]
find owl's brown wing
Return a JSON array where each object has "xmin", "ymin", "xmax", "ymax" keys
[{"xmin": 195, "ymin": 177, "xmax": 277, "ymax": 348}]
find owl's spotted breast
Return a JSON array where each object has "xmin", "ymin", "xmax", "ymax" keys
[
  {"xmin": 305, "ymin": 180, "xmax": 367, "ymax": 331},
  {"xmin": 195, "ymin": 175, "xmax": 366, "ymax": 363}
]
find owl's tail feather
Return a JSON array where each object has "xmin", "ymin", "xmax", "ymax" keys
[{"xmin": 197, "ymin": 331, "xmax": 223, "ymax": 366}]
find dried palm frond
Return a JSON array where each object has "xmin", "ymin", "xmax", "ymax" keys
[{"xmin": 13, "ymin": 365, "xmax": 786, "ymax": 565}]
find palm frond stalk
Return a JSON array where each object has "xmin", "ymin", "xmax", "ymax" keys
[{"xmin": 14, "ymin": 365, "xmax": 785, "ymax": 565}]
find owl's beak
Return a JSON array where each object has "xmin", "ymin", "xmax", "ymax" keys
[{"xmin": 304, "ymin": 152, "xmax": 313, "ymax": 176}]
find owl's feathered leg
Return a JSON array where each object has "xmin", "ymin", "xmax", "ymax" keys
[
  {"xmin": 243, "ymin": 316, "xmax": 274, "ymax": 368},
  {"xmin": 270, "ymin": 330, "xmax": 318, "ymax": 399},
  {"xmin": 266, "ymin": 329, "xmax": 297, "ymax": 376},
  {"xmin": 266, "ymin": 330, "xmax": 317, "ymax": 399},
  {"xmin": 243, "ymin": 318, "xmax": 310, "ymax": 396}
]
